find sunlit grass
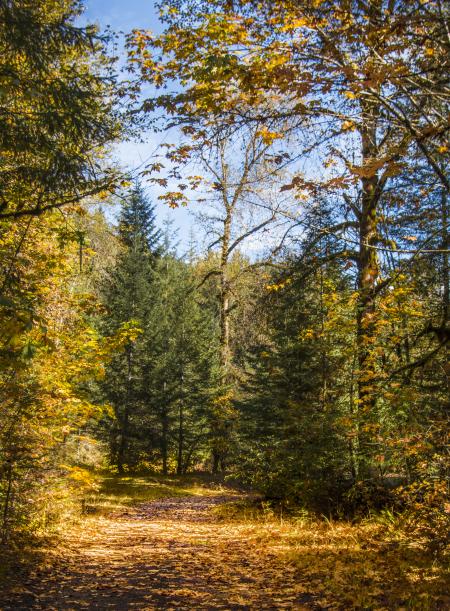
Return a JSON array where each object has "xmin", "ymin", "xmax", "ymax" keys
[
  {"xmin": 213, "ymin": 498, "xmax": 449, "ymax": 610},
  {"xmin": 82, "ymin": 472, "xmax": 236, "ymax": 515}
]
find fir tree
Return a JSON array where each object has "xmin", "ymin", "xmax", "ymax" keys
[
  {"xmin": 101, "ymin": 183, "xmax": 161, "ymax": 473},
  {"xmin": 140, "ymin": 222, "xmax": 218, "ymax": 474},
  {"xmin": 237, "ymin": 257, "xmax": 352, "ymax": 510},
  {"xmin": 118, "ymin": 182, "xmax": 162, "ymax": 253}
]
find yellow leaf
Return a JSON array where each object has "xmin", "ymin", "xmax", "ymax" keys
[
  {"xmin": 257, "ymin": 127, "xmax": 283, "ymax": 145},
  {"xmin": 280, "ymin": 17, "xmax": 308, "ymax": 32},
  {"xmin": 342, "ymin": 120, "xmax": 356, "ymax": 131}
]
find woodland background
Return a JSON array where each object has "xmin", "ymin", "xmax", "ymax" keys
[{"xmin": 0, "ymin": 0, "xmax": 448, "ymax": 566}]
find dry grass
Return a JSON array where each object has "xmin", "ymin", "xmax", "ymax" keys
[
  {"xmin": 2, "ymin": 476, "xmax": 448, "ymax": 610},
  {"xmin": 214, "ymin": 500, "xmax": 450, "ymax": 610},
  {"xmin": 80, "ymin": 473, "xmax": 223, "ymax": 514}
]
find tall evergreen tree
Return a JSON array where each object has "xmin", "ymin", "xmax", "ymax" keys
[
  {"xmin": 0, "ymin": 0, "xmax": 121, "ymax": 221},
  {"xmin": 140, "ymin": 223, "xmax": 219, "ymax": 474},
  {"xmin": 101, "ymin": 183, "xmax": 161, "ymax": 473},
  {"xmin": 118, "ymin": 183, "xmax": 162, "ymax": 252},
  {"xmin": 237, "ymin": 255, "xmax": 353, "ymax": 509}
]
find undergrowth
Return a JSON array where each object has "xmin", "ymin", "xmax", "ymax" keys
[{"xmin": 214, "ymin": 498, "xmax": 449, "ymax": 610}]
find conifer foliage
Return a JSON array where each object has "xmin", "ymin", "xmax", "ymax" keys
[
  {"xmin": 100, "ymin": 183, "xmax": 161, "ymax": 473},
  {"xmin": 100, "ymin": 186, "xmax": 218, "ymax": 474},
  {"xmin": 0, "ymin": 0, "xmax": 121, "ymax": 220}
]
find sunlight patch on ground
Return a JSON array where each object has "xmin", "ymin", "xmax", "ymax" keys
[{"xmin": 1, "ymin": 477, "xmax": 448, "ymax": 610}]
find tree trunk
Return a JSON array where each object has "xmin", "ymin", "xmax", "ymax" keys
[
  {"xmin": 441, "ymin": 188, "xmax": 449, "ymax": 326},
  {"xmin": 176, "ymin": 371, "xmax": 184, "ymax": 476},
  {"xmin": 348, "ymin": 354, "xmax": 359, "ymax": 482},
  {"xmin": 212, "ymin": 450, "xmax": 220, "ymax": 475},
  {"xmin": 210, "ymin": 205, "xmax": 233, "ymax": 474},
  {"xmin": 117, "ymin": 345, "xmax": 132, "ymax": 474},
  {"xmin": 219, "ymin": 209, "xmax": 232, "ymax": 379},
  {"xmin": 355, "ymin": 1, "xmax": 383, "ymax": 477},
  {"xmin": 1, "ymin": 461, "xmax": 13, "ymax": 543},
  {"xmin": 161, "ymin": 380, "xmax": 168, "ymax": 475},
  {"xmin": 356, "ymin": 128, "xmax": 380, "ymax": 477}
]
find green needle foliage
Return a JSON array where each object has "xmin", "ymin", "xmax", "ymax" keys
[{"xmin": 0, "ymin": 0, "xmax": 121, "ymax": 221}]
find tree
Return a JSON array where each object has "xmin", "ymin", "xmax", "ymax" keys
[
  {"xmin": 237, "ymin": 255, "xmax": 353, "ymax": 509},
  {"xmin": 101, "ymin": 183, "xmax": 161, "ymax": 473},
  {"xmin": 145, "ymin": 119, "xmax": 296, "ymax": 471},
  {"xmin": 0, "ymin": 0, "xmax": 121, "ymax": 221},
  {"xmin": 0, "ymin": 0, "xmax": 128, "ymax": 539},
  {"xmin": 0, "ymin": 208, "xmax": 135, "ymax": 540},
  {"xmin": 138, "ymin": 224, "xmax": 219, "ymax": 474}
]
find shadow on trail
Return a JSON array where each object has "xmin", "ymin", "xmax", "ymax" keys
[{"xmin": 0, "ymin": 495, "xmax": 322, "ymax": 610}]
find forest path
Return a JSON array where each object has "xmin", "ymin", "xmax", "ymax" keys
[{"xmin": 2, "ymin": 493, "xmax": 316, "ymax": 610}]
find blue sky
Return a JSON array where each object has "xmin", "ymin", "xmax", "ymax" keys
[
  {"xmin": 80, "ymin": 0, "xmax": 194, "ymax": 251},
  {"xmin": 82, "ymin": 0, "xmax": 160, "ymax": 33}
]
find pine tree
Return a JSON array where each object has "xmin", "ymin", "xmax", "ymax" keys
[
  {"xmin": 237, "ymin": 257, "xmax": 353, "ymax": 510},
  {"xmin": 140, "ymin": 223, "xmax": 218, "ymax": 474},
  {"xmin": 118, "ymin": 183, "xmax": 162, "ymax": 253},
  {"xmin": 0, "ymin": 0, "xmax": 120, "ymax": 221},
  {"xmin": 101, "ymin": 183, "xmax": 161, "ymax": 473}
]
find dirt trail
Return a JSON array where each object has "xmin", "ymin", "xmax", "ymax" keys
[{"xmin": 1, "ymin": 495, "xmax": 318, "ymax": 610}]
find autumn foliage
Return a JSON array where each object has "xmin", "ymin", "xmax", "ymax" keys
[{"xmin": 0, "ymin": 0, "xmax": 449, "ymax": 604}]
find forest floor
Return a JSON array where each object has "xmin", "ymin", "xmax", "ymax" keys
[{"xmin": 0, "ymin": 475, "xmax": 448, "ymax": 610}]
